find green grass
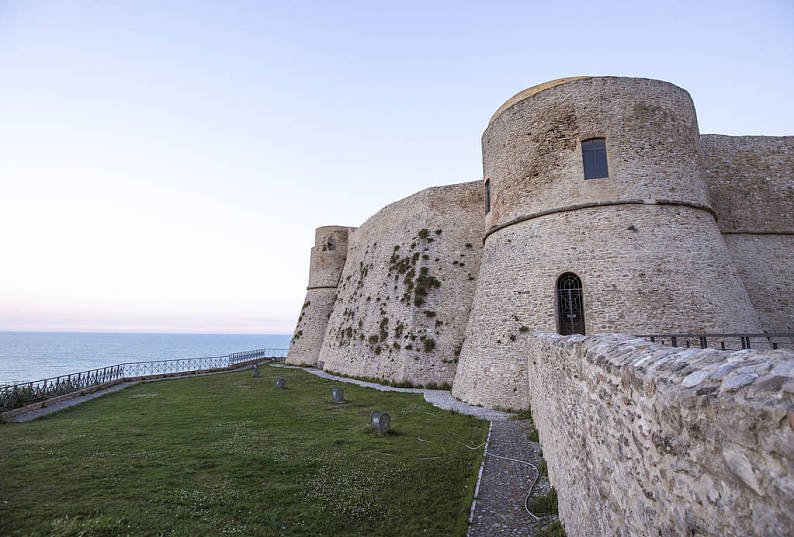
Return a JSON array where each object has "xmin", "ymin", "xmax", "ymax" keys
[
  {"xmin": 0, "ymin": 365, "xmax": 488, "ymax": 537},
  {"xmin": 535, "ymin": 520, "xmax": 566, "ymax": 537},
  {"xmin": 526, "ymin": 487, "xmax": 559, "ymax": 516}
]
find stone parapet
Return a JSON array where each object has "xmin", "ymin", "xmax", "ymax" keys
[{"xmin": 527, "ymin": 332, "xmax": 794, "ymax": 537}]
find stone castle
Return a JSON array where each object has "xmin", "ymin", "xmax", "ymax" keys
[
  {"xmin": 287, "ymin": 76, "xmax": 792, "ymax": 409},
  {"xmin": 286, "ymin": 77, "xmax": 794, "ymax": 536}
]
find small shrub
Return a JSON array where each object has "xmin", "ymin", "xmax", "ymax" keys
[
  {"xmin": 421, "ymin": 337, "xmax": 436, "ymax": 353},
  {"xmin": 465, "ymin": 242, "xmax": 472, "ymax": 248},
  {"xmin": 509, "ymin": 334, "xmax": 516, "ymax": 342},
  {"xmin": 526, "ymin": 488, "xmax": 559, "ymax": 516},
  {"xmin": 519, "ymin": 325, "xmax": 529, "ymax": 333},
  {"xmin": 374, "ymin": 346, "xmax": 382, "ymax": 355},
  {"xmin": 418, "ymin": 228, "xmax": 430, "ymax": 239},
  {"xmin": 539, "ymin": 459, "xmax": 548, "ymax": 476},
  {"xmin": 394, "ymin": 323, "xmax": 405, "ymax": 339},
  {"xmin": 528, "ymin": 427, "xmax": 540, "ymax": 442},
  {"xmin": 536, "ymin": 520, "xmax": 566, "ymax": 537},
  {"xmin": 424, "ymin": 311, "xmax": 436, "ymax": 318}
]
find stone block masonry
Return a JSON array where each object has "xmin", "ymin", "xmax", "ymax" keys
[
  {"xmin": 286, "ymin": 76, "xmax": 792, "ymax": 409},
  {"xmin": 286, "ymin": 226, "xmax": 354, "ymax": 366},
  {"xmin": 700, "ymin": 134, "xmax": 794, "ymax": 334},
  {"xmin": 283, "ymin": 75, "xmax": 793, "ymax": 535},
  {"xmin": 527, "ymin": 333, "xmax": 794, "ymax": 537},
  {"xmin": 317, "ymin": 181, "xmax": 483, "ymax": 387}
]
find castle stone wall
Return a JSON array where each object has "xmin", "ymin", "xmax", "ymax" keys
[
  {"xmin": 452, "ymin": 204, "xmax": 761, "ymax": 409},
  {"xmin": 723, "ymin": 234, "xmax": 794, "ymax": 333},
  {"xmin": 317, "ymin": 182, "xmax": 482, "ymax": 386},
  {"xmin": 286, "ymin": 226, "xmax": 352, "ymax": 366},
  {"xmin": 700, "ymin": 135, "xmax": 794, "ymax": 333},
  {"xmin": 483, "ymin": 77, "xmax": 708, "ymax": 234},
  {"xmin": 452, "ymin": 77, "xmax": 761, "ymax": 410},
  {"xmin": 700, "ymin": 135, "xmax": 794, "ymax": 234},
  {"xmin": 527, "ymin": 333, "xmax": 794, "ymax": 537}
]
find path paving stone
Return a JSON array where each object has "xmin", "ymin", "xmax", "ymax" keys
[{"xmin": 468, "ymin": 420, "xmax": 558, "ymax": 537}]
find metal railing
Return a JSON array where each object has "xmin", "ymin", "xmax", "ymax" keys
[
  {"xmin": 0, "ymin": 347, "xmax": 288, "ymax": 412},
  {"xmin": 635, "ymin": 333, "xmax": 794, "ymax": 352}
]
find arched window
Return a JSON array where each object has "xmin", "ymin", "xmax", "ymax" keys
[
  {"xmin": 557, "ymin": 273, "xmax": 585, "ymax": 335},
  {"xmin": 484, "ymin": 179, "xmax": 491, "ymax": 213},
  {"xmin": 581, "ymin": 138, "xmax": 608, "ymax": 179},
  {"xmin": 327, "ymin": 236, "xmax": 336, "ymax": 251}
]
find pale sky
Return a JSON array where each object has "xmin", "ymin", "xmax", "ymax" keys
[{"xmin": 1, "ymin": 1, "xmax": 792, "ymax": 334}]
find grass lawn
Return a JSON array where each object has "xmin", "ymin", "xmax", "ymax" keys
[{"xmin": 0, "ymin": 365, "xmax": 489, "ymax": 536}]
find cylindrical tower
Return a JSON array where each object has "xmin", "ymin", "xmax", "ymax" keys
[
  {"xmin": 286, "ymin": 225, "xmax": 353, "ymax": 366},
  {"xmin": 452, "ymin": 76, "xmax": 761, "ymax": 409}
]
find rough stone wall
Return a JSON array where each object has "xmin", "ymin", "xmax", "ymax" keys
[
  {"xmin": 527, "ymin": 333, "xmax": 794, "ymax": 537},
  {"xmin": 317, "ymin": 182, "xmax": 483, "ymax": 386},
  {"xmin": 722, "ymin": 234, "xmax": 794, "ymax": 333},
  {"xmin": 452, "ymin": 204, "xmax": 761, "ymax": 409},
  {"xmin": 452, "ymin": 77, "xmax": 761, "ymax": 410},
  {"xmin": 286, "ymin": 226, "xmax": 353, "ymax": 366},
  {"xmin": 482, "ymin": 77, "xmax": 708, "ymax": 234},
  {"xmin": 700, "ymin": 134, "xmax": 794, "ymax": 333}
]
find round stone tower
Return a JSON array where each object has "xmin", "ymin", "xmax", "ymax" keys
[
  {"xmin": 286, "ymin": 225, "xmax": 353, "ymax": 366},
  {"xmin": 452, "ymin": 76, "xmax": 761, "ymax": 409}
]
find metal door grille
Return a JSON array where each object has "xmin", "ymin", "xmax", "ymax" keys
[{"xmin": 557, "ymin": 273, "xmax": 585, "ymax": 335}]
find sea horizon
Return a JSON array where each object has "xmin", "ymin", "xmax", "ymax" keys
[{"xmin": 0, "ymin": 331, "xmax": 292, "ymax": 386}]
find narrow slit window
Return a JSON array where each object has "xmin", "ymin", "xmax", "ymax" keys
[
  {"xmin": 581, "ymin": 138, "xmax": 608, "ymax": 179},
  {"xmin": 327, "ymin": 236, "xmax": 336, "ymax": 251},
  {"xmin": 485, "ymin": 179, "xmax": 491, "ymax": 213}
]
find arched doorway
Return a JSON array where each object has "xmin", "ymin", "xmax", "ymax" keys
[{"xmin": 557, "ymin": 273, "xmax": 585, "ymax": 335}]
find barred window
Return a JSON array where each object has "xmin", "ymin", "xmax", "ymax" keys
[{"xmin": 557, "ymin": 273, "xmax": 585, "ymax": 335}]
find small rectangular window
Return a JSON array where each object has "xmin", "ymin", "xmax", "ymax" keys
[
  {"xmin": 484, "ymin": 179, "xmax": 491, "ymax": 213},
  {"xmin": 582, "ymin": 138, "xmax": 608, "ymax": 179}
]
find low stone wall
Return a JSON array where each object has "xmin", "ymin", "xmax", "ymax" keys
[{"xmin": 527, "ymin": 333, "xmax": 794, "ymax": 537}]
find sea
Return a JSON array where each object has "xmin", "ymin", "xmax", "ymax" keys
[{"xmin": 0, "ymin": 331, "xmax": 292, "ymax": 386}]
